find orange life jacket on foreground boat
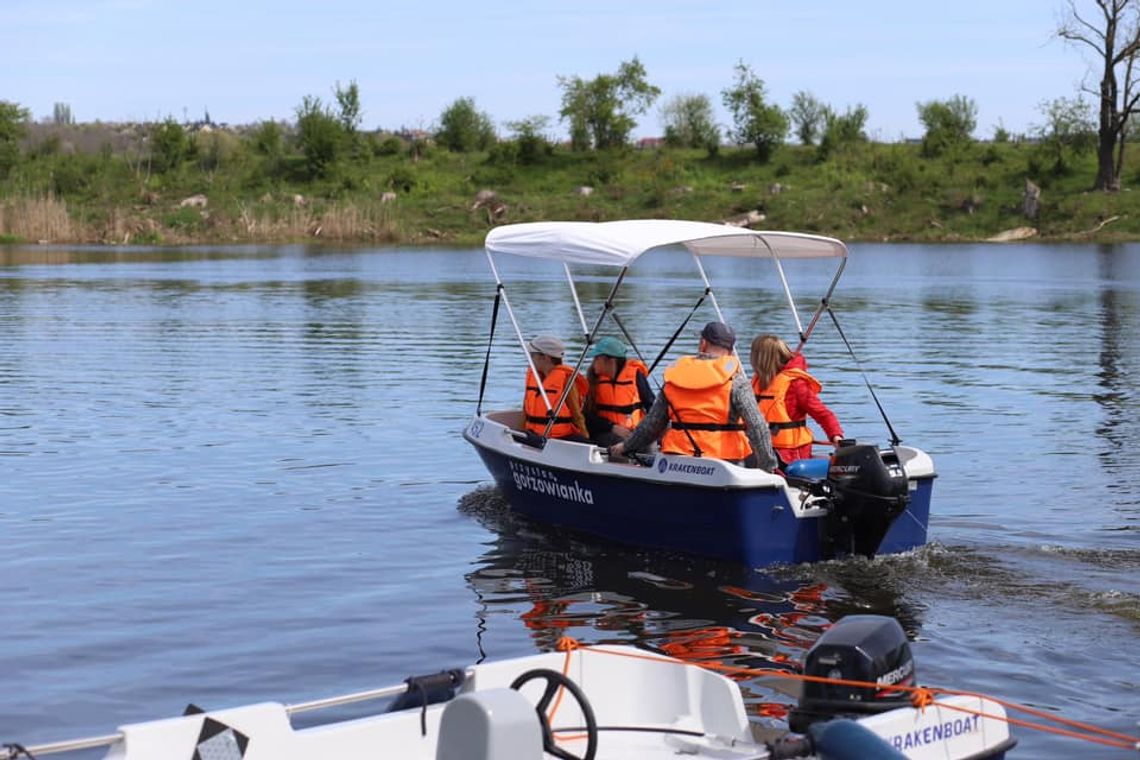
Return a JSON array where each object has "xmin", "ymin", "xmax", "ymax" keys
[
  {"xmin": 524, "ymin": 365, "xmax": 588, "ymax": 438},
  {"xmin": 752, "ymin": 367, "xmax": 820, "ymax": 450},
  {"xmin": 591, "ymin": 358, "xmax": 649, "ymax": 428},
  {"xmin": 660, "ymin": 355, "xmax": 750, "ymax": 460}
]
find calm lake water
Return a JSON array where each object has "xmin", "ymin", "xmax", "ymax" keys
[{"xmin": 1, "ymin": 241, "xmax": 1137, "ymax": 757}]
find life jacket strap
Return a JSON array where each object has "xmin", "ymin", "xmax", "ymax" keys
[
  {"xmin": 525, "ymin": 414, "xmax": 574, "ymax": 424},
  {"xmin": 769, "ymin": 419, "xmax": 808, "ymax": 432},
  {"xmin": 671, "ymin": 421, "xmax": 746, "ymax": 432},
  {"xmin": 595, "ymin": 402, "xmax": 640, "ymax": 414}
]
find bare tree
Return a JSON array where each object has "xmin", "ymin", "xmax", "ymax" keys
[{"xmin": 1058, "ymin": 0, "xmax": 1140, "ymax": 190}]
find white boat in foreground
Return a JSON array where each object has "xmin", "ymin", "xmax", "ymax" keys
[{"xmin": 3, "ymin": 616, "xmax": 1014, "ymax": 760}]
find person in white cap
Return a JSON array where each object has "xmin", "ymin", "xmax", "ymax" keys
[{"xmin": 522, "ymin": 334, "xmax": 589, "ymax": 441}]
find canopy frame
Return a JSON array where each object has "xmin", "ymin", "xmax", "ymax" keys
[{"xmin": 481, "ymin": 220, "xmax": 849, "ymax": 444}]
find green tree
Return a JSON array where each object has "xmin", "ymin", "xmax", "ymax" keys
[
  {"xmin": 0, "ymin": 100, "xmax": 30, "ymax": 178},
  {"xmin": 52, "ymin": 102, "xmax": 74, "ymax": 126},
  {"xmin": 246, "ymin": 120, "xmax": 285, "ymax": 182},
  {"xmin": 818, "ymin": 104, "xmax": 869, "ymax": 160},
  {"xmin": 660, "ymin": 93, "xmax": 721, "ymax": 153},
  {"xmin": 294, "ymin": 95, "xmax": 344, "ymax": 179},
  {"xmin": 250, "ymin": 120, "xmax": 284, "ymax": 158},
  {"xmin": 505, "ymin": 115, "xmax": 553, "ymax": 164},
  {"xmin": 789, "ymin": 91, "xmax": 828, "ymax": 146},
  {"xmin": 436, "ymin": 97, "xmax": 496, "ymax": 152},
  {"xmin": 557, "ymin": 57, "xmax": 661, "ymax": 150},
  {"xmin": 916, "ymin": 95, "xmax": 977, "ymax": 157},
  {"xmin": 150, "ymin": 117, "xmax": 188, "ymax": 173},
  {"xmin": 721, "ymin": 61, "xmax": 788, "ymax": 162},
  {"xmin": 1058, "ymin": 0, "xmax": 1140, "ymax": 190},
  {"xmin": 334, "ymin": 80, "xmax": 363, "ymax": 135},
  {"xmin": 194, "ymin": 130, "xmax": 237, "ymax": 173},
  {"xmin": 1034, "ymin": 96, "xmax": 1096, "ymax": 174}
]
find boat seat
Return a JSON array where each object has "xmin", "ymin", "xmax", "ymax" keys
[
  {"xmin": 435, "ymin": 688, "xmax": 543, "ymax": 760},
  {"xmin": 487, "ymin": 409, "xmax": 525, "ymax": 430},
  {"xmin": 784, "ymin": 458, "xmax": 829, "ymax": 481}
]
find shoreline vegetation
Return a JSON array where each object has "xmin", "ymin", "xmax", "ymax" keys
[
  {"xmin": 3, "ymin": 132, "xmax": 1138, "ymax": 248},
  {"xmin": 2, "ymin": 97, "xmax": 1139, "ymax": 247},
  {"xmin": 6, "ymin": 31, "xmax": 1140, "ymax": 248}
]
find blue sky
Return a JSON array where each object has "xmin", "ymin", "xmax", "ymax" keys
[{"xmin": 4, "ymin": 0, "xmax": 1093, "ymax": 141}]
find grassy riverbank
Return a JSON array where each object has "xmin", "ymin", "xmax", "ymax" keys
[{"xmin": 2, "ymin": 129, "xmax": 1139, "ymax": 246}]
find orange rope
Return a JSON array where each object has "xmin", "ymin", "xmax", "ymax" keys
[
  {"xmin": 926, "ymin": 695, "xmax": 1140, "ymax": 751},
  {"xmin": 910, "ymin": 686, "xmax": 935, "ymax": 711},
  {"xmin": 893, "ymin": 680, "xmax": 1138, "ymax": 746},
  {"xmin": 543, "ymin": 636, "xmax": 582, "ymax": 734},
  {"xmin": 556, "ymin": 636, "xmax": 581, "ymax": 653},
  {"xmin": 558, "ymin": 642, "xmax": 1140, "ymax": 752},
  {"xmin": 552, "ymin": 732, "xmax": 590, "ymax": 741}
]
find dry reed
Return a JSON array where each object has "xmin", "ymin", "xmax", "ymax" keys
[
  {"xmin": 0, "ymin": 194, "xmax": 77, "ymax": 242},
  {"xmin": 0, "ymin": 195, "xmax": 405, "ymax": 245}
]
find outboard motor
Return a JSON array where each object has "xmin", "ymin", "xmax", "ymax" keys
[
  {"xmin": 819, "ymin": 442, "xmax": 910, "ymax": 558},
  {"xmin": 788, "ymin": 615, "xmax": 915, "ymax": 734}
]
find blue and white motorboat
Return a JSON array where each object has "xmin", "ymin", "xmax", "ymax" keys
[{"xmin": 464, "ymin": 220, "xmax": 934, "ymax": 567}]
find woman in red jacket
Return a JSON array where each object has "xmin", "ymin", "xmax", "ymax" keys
[{"xmin": 749, "ymin": 334, "xmax": 843, "ymax": 466}]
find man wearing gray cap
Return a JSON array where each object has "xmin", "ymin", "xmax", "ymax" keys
[
  {"xmin": 609, "ymin": 321, "xmax": 776, "ymax": 470},
  {"xmin": 523, "ymin": 334, "xmax": 589, "ymax": 441}
]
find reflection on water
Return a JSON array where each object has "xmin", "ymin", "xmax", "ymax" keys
[
  {"xmin": 1093, "ymin": 245, "xmax": 1136, "ymax": 475},
  {"xmin": 459, "ymin": 484, "xmax": 1140, "ymax": 753},
  {"xmin": 459, "ymin": 485, "xmax": 932, "ymax": 723}
]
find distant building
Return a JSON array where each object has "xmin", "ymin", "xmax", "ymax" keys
[
  {"xmin": 637, "ymin": 137, "xmax": 666, "ymax": 150},
  {"xmin": 396, "ymin": 129, "xmax": 432, "ymax": 142}
]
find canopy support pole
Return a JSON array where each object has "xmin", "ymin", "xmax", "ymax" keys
[
  {"xmin": 540, "ymin": 267, "xmax": 628, "ymax": 440},
  {"xmin": 691, "ymin": 251, "xmax": 748, "ymax": 366},
  {"xmin": 826, "ymin": 303, "xmax": 901, "ymax": 446},
  {"xmin": 769, "ymin": 250, "xmax": 805, "ymax": 341},
  {"xmin": 564, "ymin": 263, "xmax": 589, "ymax": 341},
  {"xmin": 648, "ymin": 288, "xmax": 709, "ymax": 375},
  {"xmin": 475, "ymin": 284, "xmax": 502, "ymax": 415},
  {"xmin": 796, "ymin": 258, "xmax": 847, "ymax": 352},
  {"xmin": 743, "ymin": 234, "xmax": 807, "ymax": 346},
  {"xmin": 485, "ymin": 251, "xmax": 554, "ymax": 419},
  {"xmin": 690, "ymin": 252, "xmax": 726, "ymax": 323}
]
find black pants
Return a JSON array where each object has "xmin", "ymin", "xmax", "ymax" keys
[{"xmin": 591, "ymin": 430, "xmax": 625, "ymax": 448}]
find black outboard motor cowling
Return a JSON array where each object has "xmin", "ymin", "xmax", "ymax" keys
[
  {"xmin": 820, "ymin": 443, "xmax": 910, "ymax": 558},
  {"xmin": 788, "ymin": 615, "xmax": 915, "ymax": 734}
]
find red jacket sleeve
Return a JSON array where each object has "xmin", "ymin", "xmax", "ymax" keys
[{"xmin": 787, "ymin": 379, "xmax": 843, "ymax": 441}]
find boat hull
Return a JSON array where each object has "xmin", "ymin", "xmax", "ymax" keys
[
  {"xmin": 15, "ymin": 642, "xmax": 1013, "ymax": 760},
  {"xmin": 466, "ymin": 413, "xmax": 933, "ymax": 567}
]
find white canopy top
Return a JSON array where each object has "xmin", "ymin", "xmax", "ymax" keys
[{"xmin": 484, "ymin": 220, "xmax": 847, "ymax": 267}]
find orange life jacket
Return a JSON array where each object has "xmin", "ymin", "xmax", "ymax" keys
[
  {"xmin": 752, "ymin": 367, "xmax": 820, "ymax": 449},
  {"xmin": 660, "ymin": 355, "xmax": 751, "ymax": 460},
  {"xmin": 591, "ymin": 358, "xmax": 649, "ymax": 428},
  {"xmin": 524, "ymin": 365, "xmax": 588, "ymax": 438}
]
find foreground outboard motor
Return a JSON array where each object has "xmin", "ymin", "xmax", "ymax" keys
[
  {"xmin": 820, "ymin": 442, "xmax": 910, "ymax": 558},
  {"xmin": 788, "ymin": 615, "xmax": 915, "ymax": 734}
]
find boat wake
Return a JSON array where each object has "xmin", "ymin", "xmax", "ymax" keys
[
  {"xmin": 772, "ymin": 542, "xmax": 1140, "ymax": 626},
  {"xmin": 459, "ymin": 484, "xmax": 1140, "ymax": 637}
]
